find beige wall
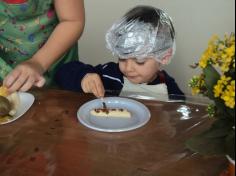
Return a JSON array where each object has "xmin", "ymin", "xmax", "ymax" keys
[{"xmin": 79, "ymin": 0, "xmax": 235, "ymax": 94}]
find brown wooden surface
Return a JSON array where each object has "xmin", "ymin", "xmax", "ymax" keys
[{"xmin": 0, "ymin": 89, "xmax": 227, "ymax": 176}]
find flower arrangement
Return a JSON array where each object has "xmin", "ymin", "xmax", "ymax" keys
[{"xmin": 186, "ymin": 33, "xmax": 235, "ymax": 161}]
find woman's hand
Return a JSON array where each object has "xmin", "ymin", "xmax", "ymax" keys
[
  {"xmin": 3, "ymin": 59, "xmax": 46, "ymax": 93},
  {"xmin": 81, "ymin": 73, "xmax": 105, "ymax": 98}
]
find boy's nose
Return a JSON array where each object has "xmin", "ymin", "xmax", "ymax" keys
[{"xmin": 125, "ymin": 59, "xmax": 134, "ymax": 72}]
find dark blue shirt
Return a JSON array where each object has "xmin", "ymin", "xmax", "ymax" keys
[{"xmin": 55, "ymin": 61, "xmax": 184, "ymax": 98}]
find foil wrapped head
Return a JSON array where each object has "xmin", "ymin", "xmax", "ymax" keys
[{"xmin": 106, "ymin": 6, "xmax": 176, "ymax": 65}]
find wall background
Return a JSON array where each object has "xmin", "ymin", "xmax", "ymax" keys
[{"xmin": 79, "ymin": 0, "xmax": 235, "ymax": 94}]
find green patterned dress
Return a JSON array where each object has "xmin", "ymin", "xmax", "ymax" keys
[{"xmin": 0, "ymin": 0, "xmax": 79, "ymax": 86}]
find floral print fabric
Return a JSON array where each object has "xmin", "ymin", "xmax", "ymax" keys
[{"xmin": 0, "ymin": 0, "xmax": 78, "ymax": 85}]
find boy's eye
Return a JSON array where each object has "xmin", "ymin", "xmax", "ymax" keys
[
  {"xmin": 119, "ymin": 59, "xmax": 126, "ymax": 62},
  {"xmin": 136, "ymin": 61, "xmax": 145, "ymax": 65}
]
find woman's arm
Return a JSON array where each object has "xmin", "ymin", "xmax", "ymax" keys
[{"xmin": 32, "ymin": 0, "xmax": 85, "ymax": 71}]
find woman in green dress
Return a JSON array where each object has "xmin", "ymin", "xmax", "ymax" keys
[{"xmin": 0, "ymin": 0, "xmax": 85, "ymax": 92}]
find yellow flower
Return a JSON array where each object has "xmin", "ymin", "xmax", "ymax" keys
[
  {"xmin": 222, "ymin": 76, "xmax": 231, "ymax": 85},
  {"xmin": 214, "ymin": 84, "xmax": 223, "ymax": 98},
  {"xmin": 225, "ymin": 45, "xmax": 235, "ymax": 58},
  {"xmin": 213, "ymin": 75, "xmax": 232, "ymax": 98},
  {"xmin": 220, "ymin": 80, "xmax": 235, "ymax": 109},
  {"xmin": 199, "ymin": 55, "xmax": 209, "ymax": 68},
  {"xmin": 221, "ymin": 64, "xmax": 230, "ymax": 73},
  {"xmin": 222, "ymin": 92, "xmax": 235, "ymax": 109},
  {"xmin": 192, "ymin": 88, "xmax": 200, "ymax": 95}
]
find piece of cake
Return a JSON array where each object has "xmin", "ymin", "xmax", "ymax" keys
[{"xmin": 90, "ymin": 108, "xmax": 131, "ymax": 118}]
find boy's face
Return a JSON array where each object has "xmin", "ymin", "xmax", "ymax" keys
[{"xmin": 119, "ymin": 57, "xmax": 161, "ymax": 84}]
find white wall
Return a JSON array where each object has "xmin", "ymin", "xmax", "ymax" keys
[{"xmin": 79, "ymin": 0, "xmax": 235, "ymax": 94}]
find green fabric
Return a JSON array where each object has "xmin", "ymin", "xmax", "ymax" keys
[
  {"xmin": 0, "ymin": 0, "xmax": 79, "ymax": 86},
  {"xmin": 0, "ymin": 57, "xmax": 12, "ymax": 81}
]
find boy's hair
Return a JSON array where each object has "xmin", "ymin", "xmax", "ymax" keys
[{"xmin": 106, "ymin": 5, "xmax": 176, "ymax": 65}]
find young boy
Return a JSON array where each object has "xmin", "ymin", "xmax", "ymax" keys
[{"xmin": 55, "ymin": 5, "xmax": 184, "ymax": 99}]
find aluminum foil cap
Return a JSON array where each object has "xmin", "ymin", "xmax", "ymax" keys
[{"xmin": 106, "ymin": 6, "xmax": 176, "ymax": 65}]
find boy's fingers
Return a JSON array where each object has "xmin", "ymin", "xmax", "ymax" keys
[
  {"xmin": 82, "ymin": 74, "xmax": 104, "ymax": 98},
  {"xmin": 83, "ymin": 81, "xmax": 90, "ymax": 93},
  {"xmin": 81, "ymin": 75, "xmax": 91, "ymax": 93},
  {"xmin": 94, "ymin": 84, "xmax": 101, "ymax": 98},
  {"xmin": 95, "ymin": 80, "xmax": 105, "ymax": 98},
  {"xmin": 89, "ymin": 81, "xmax": 99, "ymax": 97},
  {"xmin": 81, "ymin": 81, "xmax": 86, "ymax": 92},
  {"xmin": 90, "ymin": 76, "xmax": 105, "ymax": 98}
]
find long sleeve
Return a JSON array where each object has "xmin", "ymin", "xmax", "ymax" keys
[
  {"xmin": 55, "ymin": 61, "xmax": 96, "ymax": 92},
  {"xmin": 55, "ymin": 61, "xmax": 124, "ymax": 95},
  {"xmin": 95, "ymin": 62, "xmax": 124, "ymax": 95}
]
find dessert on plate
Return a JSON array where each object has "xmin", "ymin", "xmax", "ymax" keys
[
  {"xmin": 0, "ymin": 86, "xmax": 20, "ymax": 121},
  {"xmin": 90, "ymin": 108, "xmax": 131, "ymax": 118}
]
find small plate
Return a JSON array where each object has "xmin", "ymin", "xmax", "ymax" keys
[
  {"xmin": 0, "ymin": 92, "xmax": 35, "ymax": 125},
  {"xmin": 77, "ymin": 97, "xmax": 151, "ymax": 132}
]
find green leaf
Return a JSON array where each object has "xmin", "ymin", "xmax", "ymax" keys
[
  {"xmin": 226, "ymin": 108, "xmax": 235, "ymax": 120},
  {"xmin": 217, "ymin": 109, "xmax": 235, "ymax": 124},
  {"xmin": 186, "ymin": 118, "xmax": 233, "ymax": 156},
  {"xmin": 206, "ymin": 118, "xmax": 232, "ymax": 137},
  {"xmin": 203, "ymin": 65, "xmax": 220, "ymax": 100}
]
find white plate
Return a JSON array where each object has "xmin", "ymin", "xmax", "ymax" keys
[
  {"xmin": 77, "ymin": 97, "xmax": 151, "ymax": 132},
  {"xmin": 0, "ymin": 92, "xmax": 35, "ymax": 125}
]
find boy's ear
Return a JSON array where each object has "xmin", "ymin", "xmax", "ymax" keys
[{"xmin": 161, "ymin": 48, "xmax": 173, "ymax": 65}]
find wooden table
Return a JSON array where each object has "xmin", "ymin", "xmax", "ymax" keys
[{"xmin": 0, "ymin": 89, "xmax": 227, "ymax": 176}]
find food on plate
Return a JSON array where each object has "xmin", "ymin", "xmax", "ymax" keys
[
  {"xmin": 0, "ymin": 86, "xmax": 8, "ymax": 97},
  {"xmin": 0, "ymin": 96, "xmax": 11, "ymax": 117},
  {"xmin": 90, "ymin": 108, "xmax": 131, "ymax": 118},
  {"xmin": 0, "ymin": 86, "xmax": 20, "ymax": 120}
]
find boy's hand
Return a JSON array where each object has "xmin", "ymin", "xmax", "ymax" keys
[
  {"xmin": 3, "ymin": 59, "xmax": 46, "ymax": 93},
  {"xmin": 81, "ymin": 73, "xmax": 105, "ymax": 98}
]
